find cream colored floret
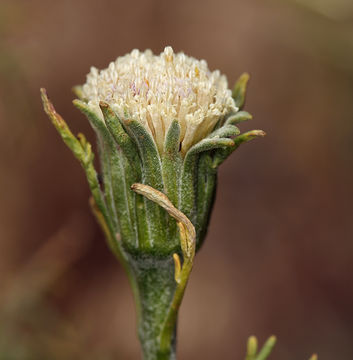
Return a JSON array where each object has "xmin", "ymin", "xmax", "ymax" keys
[{"xmin": 82, "ymin": 46, "xmax": 237, "ymax": 155}]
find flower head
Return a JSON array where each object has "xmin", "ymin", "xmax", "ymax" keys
[
  {"xmin": 82, "ymin": 46, "xmax": 237, "ymax": 154},
  {"xmin": 42, "ymin": 45, "xmax": 264, "ymax": 360}
]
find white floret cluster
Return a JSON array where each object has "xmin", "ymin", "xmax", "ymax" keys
[{"xmin": 82, "ymin": 46, "xmax": 236, "ymax": 155}]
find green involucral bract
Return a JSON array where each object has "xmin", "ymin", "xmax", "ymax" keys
[{"xmin": 41, "ymin": 72, "xmax": 265, "ymax": 360}]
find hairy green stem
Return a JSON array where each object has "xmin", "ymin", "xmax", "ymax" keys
[{"xmin": 132, "ymin": 256, "xmax": 177, "ymax": 360}]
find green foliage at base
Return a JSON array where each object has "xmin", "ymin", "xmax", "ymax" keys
[{"xmin": 244, "ymin": 336, "xmax": 318, "ymax": 360}]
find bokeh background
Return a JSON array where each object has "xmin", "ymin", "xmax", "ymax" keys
[{"xmin": 1, "ymin": 0, "xmax": 353, "ymax": 359}]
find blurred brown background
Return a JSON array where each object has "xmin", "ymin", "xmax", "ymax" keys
[{"xmin": 1, "ymin": 0, "xmax": 353, "ymax": 359}]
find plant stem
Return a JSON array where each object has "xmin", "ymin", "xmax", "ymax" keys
[{"xmin": 132, "ymin": 256, "xmax": 177, "ymax": 360}]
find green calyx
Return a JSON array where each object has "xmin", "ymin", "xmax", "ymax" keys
[
  {"xmin": 42, "ymin": 73, "xmax": 264, "ymax": 258},
  {"xmin": 41, "ymin": 73, "xmax": 265, "ymax": 359}
]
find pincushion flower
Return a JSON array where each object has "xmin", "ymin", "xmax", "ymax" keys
[
  {"xmin": 41, "ymin": 46, "xmax": 265, "ymax": 360},
  {"xmin": 81, "ymin": 46, "xmax": 236, "ymax": 154}
]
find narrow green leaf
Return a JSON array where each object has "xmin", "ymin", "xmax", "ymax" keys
[
  {"xmin": 162, "ymin": 120, "xmax": 182, "ymax": 205},
  {"xmin": 74, "ymin": 99, "xmax": 119, "ymax": 233},
  {"xmin": 213, "ymin": 130, "xmax": 266, "ymax": 168},
  {"xmin": 226, "ymin": 111, "xmax": 253, "ymax": 125},
  {"xmin": 232, "ymin": 72, "xmax": 250, "ymax": 109},
  {"xmin": 208, "ymin": 124, "xmax": 240, "ymax": 139},
  {"xmin": 195, "ymin": 153, "xmax": 217, "ymax": 249},
  {"xmin": 99, "ymin": 140, "xmax": 120, "ymax": 232},
  {"xmin": 110, "ymin": 148, "xmax": 139, "ymax": 249},
  {"xmin": 124, "ymin": 119, "xmax": 164, "ymax": 190},
  {"xmin": 98, "ymin": 102, "xmax": 150, "ymax": 251},
  {"xmin": 233, "ymin": 130, "xmax": 266, "ymax": 147},
  {"xmin": 185, "ymin": 138, "xmax": 235, "ymax": 159},
  {"xmin": 41, "ymin": 88, "xmax": 121, "ymax": 257},
  {"xmin": 74, "ymin": 99, "xmax": 139, "ymax": 249},
  {"xmin": 162, "ymin": 120, "xmax": 183, "ymax": 249},
  {"xmin": 256, "ymin": 336, "xmax": 276, "ymax": 360},
  {"xmin": 124, "ymin": 119, "xmax": 167, "ymax": 252},
  {"xmin": 245, "ymin": 336, "xmax": 258, "ymax": 360},
  {"xmin": 181, "ymin": 138, "xmax": 234, "ymax": 224},
  {"xmin": 100, "ymin": 101, "xmax": 141, "ymax": 178}
]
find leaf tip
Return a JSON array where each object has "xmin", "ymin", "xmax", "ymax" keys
[
  {"xmin": 232, "ymin": 73, "xmax": 250, "ymax": 109},
  {"xmin": 99, "ymin": 100, "xmax": 109, "ymax": 108},
  {"xmin": 40, "ymin": 88, "xmax": 65, "ymax": 127},
  {"xmin": 72, "ymin": 85, "xmax": 85, "ymax": 100},
  {"xmin": 309, "ymin": 354, "xmax": 318, "ymax": 360},
  {"xmin": 256, "ymin": 130, "xmax": 266, "ymax": 137},
  {"xmin": 268, "ymin": 335, "xmax": 277, "ymax": 344},
  {"xmin": 99, "ymin": 101, "xmax": 114, "ymax": 118},
  {"xmin": 240, "ymin": 72, "xmax": 250, "ymax": 82},
  {"xmin": 72, "ymin": 98, "xmax": 82, "ymax": 107},
  {"xmin": 247, "ymin": 335, "xmax": 258, "ymax": 355}
]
